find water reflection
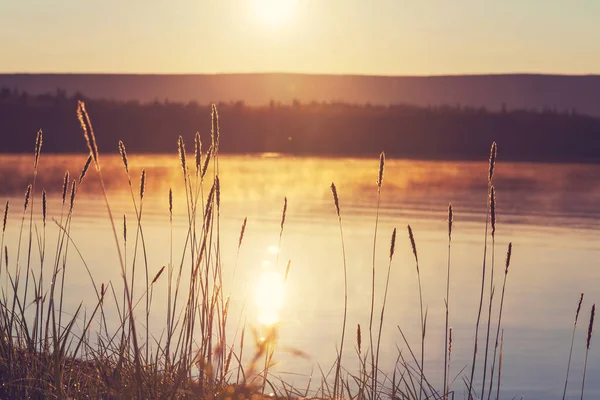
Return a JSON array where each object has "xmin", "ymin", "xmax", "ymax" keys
[
  {"xmin": 255, "ymin": 269, "xmax": 286, "ymax": 326},
  {"xmin": 1, "ymin": 154, "xmax": 600, "ymax": 399}
]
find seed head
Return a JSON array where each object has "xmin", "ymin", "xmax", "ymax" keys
[
  {"xmin": 238, "ymin": 217, "xmax": 247, "ymax": 249},
  {"xmin": 168, "ymin": 188, "xmax": 173, "ymax": 221},
  {"xmin": 211, "ymin": 104, "xmax": 220, "ymax": 152},
  {"xmin": 194, "ymin": 132, "xmax": 202, "ymax": 176},
  {"xmin": 408, "ymin": 224, "xmax": 418, "ymax": 268},
  {"xmin": 77, "ymin": 101, "xmax": 99, "ymax": 167},
  {"xmin": 331, "ymin": 183, "xmax": 340, "ymax": 217},
  {"xmin": 505, "ymin": 242, "xmax": 512, "ymax": 274},
  {"xmin": 2, "ymin": 201, "xmax": 8, "ymax": 233},
  {"xmin": 140, "ymin": 169, "xmax": 146, "ymax": 200},
  {"xmin": 389, "ymin": 227, "xmax": 397, "ymax": 260},
  {"xmin": 79, "ymin": 155, "xmax": 92, "ymax": 184},
  {"xmin": 118, "ymin": 140, "xmax": 129, "ymax": 174},
  {"xmin": 357, "ymin": 324, "xmax": 362, "ymax": 354},
  {"xmin": 152, "ymin": 266, "xmax": 165, "ymax": 285},
  {"xmin": 448, "ymin": 203, "xmax": 453, "ymax": 241},
  {"xmin": 576, "ymin": 293, "xmax": 585, "ymax": 325},
  {"xmin": 587, "ymin": 304, "xmax": 595, "ymax": 350},
  {"xmin": 201, "ymin": 145, "xmax": 212, "ymax": 180},
  {"xmin": 177, "ymin": 136, "xmax": 187, "ymax": 178},
  {"xmin": 34, "ymin": 130, "xmax": 43, "ymax": 170},
  {"xmin": 42, "ymin": 190, "xmax": 47, "ymax": 226},
  {"xmin": 489, "ymin": 141, "xmax": 497, "ymax": 182},
  {"xmin": 24, "ymin": 185, "xmax": 32, "ymax": 212},
  {"xmin": 377, "ymin": 152, "xmax": 385, "ymax": 190},
  {"xmin": 280, "ymin": 197, "xmax": 287, "ymax": 235},
  {"xmin": 62, "ymin": 171, "xmax": 69, "ymax": 204}
]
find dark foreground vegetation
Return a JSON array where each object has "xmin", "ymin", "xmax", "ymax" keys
[
  {"xmin": 0, "ymin": 103, "xmax": 595, "ymax": 399},
  {"xmin": 2, "ymin": 88, "xmax": 600, "ymax": 162}
]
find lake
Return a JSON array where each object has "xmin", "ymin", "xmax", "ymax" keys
[{"xmin": 1, "ymin": 153, "xmax": 599, "ymax": 399}]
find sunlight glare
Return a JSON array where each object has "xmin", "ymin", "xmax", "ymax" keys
[
  {"xmin": 267, "ymin": 245, "xmax": 280, "ymax": 255},
  {"xmin": 255, "ymin": 269, "xmax": 286, "ymax": 325},
  {"xmin": 252, "ymin": 0, "xmax": 298, "ymax": 27}
]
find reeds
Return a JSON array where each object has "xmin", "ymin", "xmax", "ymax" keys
[{"xmin": 0, "ymin": 107, "xmax": 588, "ymax": 400}]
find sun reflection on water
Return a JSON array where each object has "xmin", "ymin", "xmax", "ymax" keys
[{"xmin": 255, "ymin": 269, "xmax": 286, "ymax": 326}]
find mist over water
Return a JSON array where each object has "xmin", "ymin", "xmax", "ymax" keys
[{"xmin": 1, "ymin": 154, "xmax": 599, "ymax": 399}]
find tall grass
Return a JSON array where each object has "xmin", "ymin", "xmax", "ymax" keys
[{"xmin": 0, "ymin": 104, "xmax": 594, "ymax": 400}]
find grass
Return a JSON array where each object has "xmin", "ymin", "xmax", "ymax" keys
[{"xmin": 0, "ymin": 103, "xmax": 595, "ymax": 399}]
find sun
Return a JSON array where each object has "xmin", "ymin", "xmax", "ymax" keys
[{"xmin": 252, "ymin": 0, "xmax": 298, "ymax": 27}]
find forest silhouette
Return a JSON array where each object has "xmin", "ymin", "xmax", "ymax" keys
[{"xmin": 1, "ymin": 87, "xmax": 600, "ymax": 162}]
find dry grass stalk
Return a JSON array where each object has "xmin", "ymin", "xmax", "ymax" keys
[
  {"xmin": 490, "ymin": 186, "xmax": 496, "ymax": 238},
  {"xmin": 375, "ymin": 227, "xmax": 397, "ymax": 393},
  {"xmin": 330, "ymin": 181, "xmax": 347, "ymax": 399},
  {"xmin": 215, "ymin": 176, "xmax": 221, "ymax": 210},
  {"xmin": 69, "ymin": 181, "xmax": 76, "ymax": 213},
  {"xmin": 468, "ymin": 142, "xmax": 497, "ymax": 400},
  {"xmin": 407, "ymin": 224, "xmax": 425, "ymax": 400},
  {"xmin": 444, "ymin": 203, "xmax": 453, "ymax": 400},
  {"xmin": 563, "ymin": 293, "xmax": 585, "ymax": 400},
  {"xmin": 487, "ymin": 242, "xmax": 513, "ymax": 400}
]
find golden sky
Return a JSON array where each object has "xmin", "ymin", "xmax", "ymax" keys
[{"xmin": 1, "ymin": 0, "xmax": 600, "ymax": 75}]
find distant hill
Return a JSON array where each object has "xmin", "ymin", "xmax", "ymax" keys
[{"xmin": 1, "ymin": 73, "xmax": 600, "ymax": 116}]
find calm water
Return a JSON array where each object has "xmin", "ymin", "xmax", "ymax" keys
[{"xmin": 1, "ymin": 154, "xmax": 600, "ymax": 399}]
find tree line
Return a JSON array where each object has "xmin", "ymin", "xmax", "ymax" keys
[{"xmin": 1, "ymin": 87, "xmax": 600, "ymax": 162}]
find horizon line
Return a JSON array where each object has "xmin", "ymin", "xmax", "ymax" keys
[{"xmin": 2, "ymin": 71, "xmax": 600, "ymax": 78}]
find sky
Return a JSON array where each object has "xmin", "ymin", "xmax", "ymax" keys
[{"xmin": 1, "ymin": 0, "xmax": 600, "ymax": 76}]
